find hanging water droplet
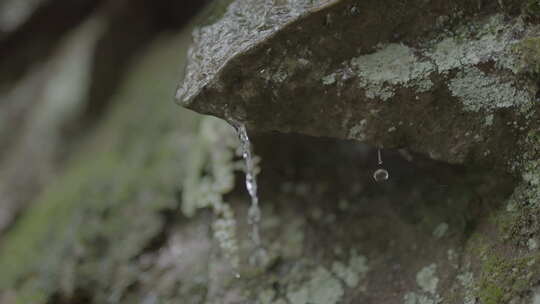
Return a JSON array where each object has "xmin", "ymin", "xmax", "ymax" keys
[
  {"xmin": 373, "ymin": 148, "xmax": 389, "ymax": 182},
  {"xmin": 373, "ymin": 168, "xmax": 389, "ymax": 182}
]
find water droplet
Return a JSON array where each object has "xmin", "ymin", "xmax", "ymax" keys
[
  {"xmin": 230, "ymin": 121, "xmax": 263, "ymax": 248},
  {"xmin": 373, "ymin": 168, "xmax": 389, "ymax": 182}
]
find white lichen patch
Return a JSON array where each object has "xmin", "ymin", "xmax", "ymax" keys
[
  {"xmin": 448, "ymin": 250, "xmax": 460, "ymax": 271},
  {"xmin": 448, "ymin": 67, "xmax": 532, "ymax": 113},
  {"xmin": 287, "ymin": 267, "xmax": 344, "ymax": 304},
  {"xmin": 403, "ymin": 263, "xmax": 443, "ymax": 304},
  {"xmin": 484, "ymin": 114, "xmax": 494, "ymax": 127},
  {"xmin": 426, "ymin": 15, "xmax": 522, "ymax": 74},
  {"xmin": 322, "ymin": 14, "xmax": 531, "ymax": 110},
  {"xmin": 432, "ymin": 223, "xmax": 449, "ymax": 239},
  {"xmin": 322, "ymin": 73, "xmax": 337, "ymax": 85},
  {"xmin": 457, "ymin": 271, "xmax": 476, "ymax": 304},
  {"xmin": 182, "ymin": 117, "xmax": 241, "ymax": 268},
  {"xmin": 350, "ymin": 43, "xmax": 435, "ymax": 101},
  {"xmin": 428, "ymin": 35, "xmax": 502, "ymax": 73},
  {"xmin": 524, "ymin": 170, "xmax": 540, "ymax": 186},
  {"xmin": 331, "ymin": 250, "xmax": 369, "ymax": 288},
  {"xmin": 533, "ymin": 288, "xmax": 540, "ymax": 304},
  {"xmin": 347, "ymin": 119, "xmax": 368, "ymax": 140},
  {"xmin": 528, "ymin": 238, "xmax": 538, "ymax": 251},
  {"xmin": 416, "ymin": 264, "xmax": 439, "ymax": 294}
]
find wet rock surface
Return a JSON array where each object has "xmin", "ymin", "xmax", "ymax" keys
[{"xmin": 177, "ymin": 0, "xmax": 539, "ymax": 168}]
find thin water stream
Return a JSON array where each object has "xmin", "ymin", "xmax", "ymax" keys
[
  {"xmin": 229, "ymin": 120, "xmax": 268, "ymax": 268},
  {"xmin": 235, "ymin": 123, "xmax": 262, "ymax": 247}
]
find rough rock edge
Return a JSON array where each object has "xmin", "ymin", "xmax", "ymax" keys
[
  {"xmin": 177, "ymin": 0, "xmax": 539, "ymax": 169},
  {"xmin": 176, "ymin": 0, "xmax": 338, "ymax": 106}
]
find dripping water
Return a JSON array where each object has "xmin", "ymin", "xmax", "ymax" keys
[
  {"xmin": 235, "ymin": 123, "xmax": 262, "ymax": 247},
  {"xmin": 373, "ymin": 148, "xmax": 389, "ymax": 182},
  {"xmin": 228, "ymin": 119, "xmax": 267, "ymax": 267}
]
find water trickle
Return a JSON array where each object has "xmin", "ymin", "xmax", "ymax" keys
[{"xmin": 232, "ymin": 122, "xmax": 262, "ymax": 248}]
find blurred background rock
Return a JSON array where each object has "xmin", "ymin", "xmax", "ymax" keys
[{"xmin": 0, "ymin": 0, "xmax": 208, "ymax": 235}]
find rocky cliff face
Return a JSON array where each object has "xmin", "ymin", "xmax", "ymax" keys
[
  {"xmin": 174, "ymin": 0, "xmax": 540, "ymax": 303},
  {"xmin": 0, "ymin": 1, "xmax": 539, "ymax": 304}
]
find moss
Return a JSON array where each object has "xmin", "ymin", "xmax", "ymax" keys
[
  {"xmin": 525, "ymin": 0, "xmax": 540, "ymax": 17},
  {"xmin": 512, "ymin": 38, "xmax": 540, "ymax": 74},
  {"xmin": 0, "ymin": 31, "xmax": 202, "ymax": 302},
  {"xmin": 468, "ymin": 233, "xmax": 489, "ymax": 258},
  {"xmin": 497, "ymin": 129, "xmax": 540, "ymax": 241},
  {"xmin": 473, "ymin": 127, "xmax": 540, "ymax": 303},
  {"xmin": 477, "ymin": 254, "xmax": 537, "ymax": 304}
]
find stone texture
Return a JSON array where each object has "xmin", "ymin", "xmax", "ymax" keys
[
  {"xmin": 177, "ymin": 0, "xmax": 539, "ymax": 168},
  {"xmin": 1, "ymin": 1, "xmax": 540, "ymax": 304}
]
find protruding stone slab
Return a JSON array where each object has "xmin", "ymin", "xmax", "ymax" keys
[{"xmin": 177, "ymin": 0, "xmax": 538, "ymax": 168}]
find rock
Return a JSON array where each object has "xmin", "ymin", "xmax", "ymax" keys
[
  {"xmin": 173, "ymin": 1, "xmax": 540, "ymax": 303},
  {"xmin": 177, "ymin": 0, "xmax": 539, "ymax": 168},
  {"xmin": 1, "ymin": 1, "xmax": 540, "ymax": 304}
]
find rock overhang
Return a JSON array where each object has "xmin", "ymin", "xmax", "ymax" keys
[{"xmin": 177, "ymin": 0, "xmax": 539, "ymax": 170}]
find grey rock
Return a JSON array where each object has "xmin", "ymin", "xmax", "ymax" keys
[{"xmin": 177, "ymin": 0, "xmax": 539, "ymax": 168}]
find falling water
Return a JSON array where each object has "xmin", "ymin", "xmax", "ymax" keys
[
  {"xmin": 373, "ymin": 148, "xmax": 389, "ymax": 182},
  {"xmin": 233, "ymin": 122, "xmax": 262, "ymax": 248}
]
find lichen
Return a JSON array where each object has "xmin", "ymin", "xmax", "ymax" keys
[
  {"xmin": 497, "ymin": 130, "xmax": 540, "ymax": 239},
  {"xmin": 432, "ymin": 223, "xmax": 449, "ymax": 239},
  {"xmin": 347, "ymin": 119, "xmax": 368, "ymax": 140},
  {"xmin": 427, "ymin": 14, "xmax": 524, "ymax": 73},
  {"xmin": 287, "ymin": 267, "xmax": 344, "ymax": 304},
  {"xmin": 403, "ymin": 264, "xmax": 442, "ymax": 304},
  {"xmin": 448, "ymin": 67, "xmax": 533, "ymax": 113},
  {"xmin": 528, "ymin": 238, "xmax": 539, "ymax": 250},
  {"xmin": 457, "ymin": 271, "xmax": 476, "ymax": 304},
  {"xmin": 0, "ymin": 30, "xmax": 207, "ymax": 302},
  {"xmin": 474, "ymin": 126, "xmax": 540, "ymax": 303},
  {"xmin": 280, "ymin": 218, "xmax": 305, "ymax": 258},
  {"xmin": 416, "ymin": 264, "xmax": 439, "ymax": 295},
  {"xmin": 350, "ymin": 43, "xmax": 435, "ymax": 101},
  {"xmin": 327, "ymin": 13, "xmax": 529, "ymax": 111},
  {"xmin": 484, "ymin": 114, "xmax": 494, "ymax": 127},
  {"xmin": 182, "ymin": 116, "xmax": 241, "ymax": 269},
  {"xmin": 331, "ymin": 250, "xmax": 369, "ymax": 288}
]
